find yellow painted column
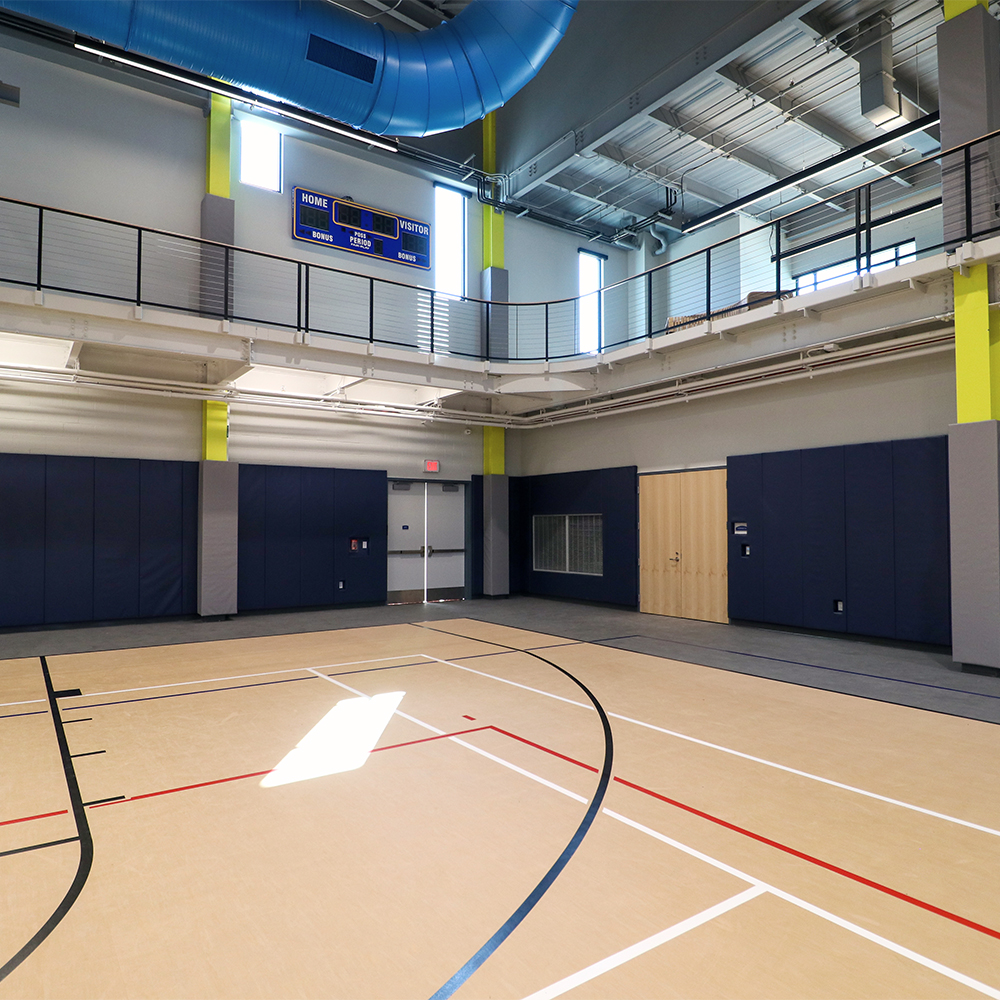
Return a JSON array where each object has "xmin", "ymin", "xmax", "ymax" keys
[
  {"xmin": 483, "ymin": 426, "xmax": 505, "ymax": 475},
  {"xmin": 202, "ymin": 400, "xmax": 229, "ymax": 461},
  {"xmin": 206, "ymin": 93, "xmax": 232, "ymax": 200},
  {"xmin": 205, "ymin": 94, "xmax": 232, "ymax": 456},
  {"xmin": 944, "ymin": 0, "xmax": 987, "ymax": 19},
  {"xmin": 945, "ymin": 0, "xmax": 1000, "ymax": 423},
  {"xmin": 482, "ymin": 112, "xmax": 504, "ymax": 270}
]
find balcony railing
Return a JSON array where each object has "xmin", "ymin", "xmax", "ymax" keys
[{"xmin": 1, "ymin": 128, "xmax": 998, "ymax": 363}]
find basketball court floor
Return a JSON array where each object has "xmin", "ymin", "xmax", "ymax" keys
[{"xmin": 2, "ymin": 603, "xmax": 1000, "ymax": 998}]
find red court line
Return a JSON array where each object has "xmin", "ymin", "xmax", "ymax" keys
[
  {"xmin": 612, "ymin": 775, "xmax": 1000, "ymax": 942},
  {"xmin": 89, "ymin": 770, "xmax": 273, "ymax": 808},
  {"xmin": 372, "ymin": 726, "xmax": 491, "ymax": 752},
  {"xmin": 36, "ymin": 718, "xmax": 1000, "ymax": 944},
  {"xmin": 0, "ymin": 809, "xmax": 68, "ymax": 827},
  {"xmin": 489, "ymin": 726, "xmax": 599, "ymax": 774}
]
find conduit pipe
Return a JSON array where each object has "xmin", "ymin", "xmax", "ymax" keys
[{"xmin": 0, "ymin": 0, "xmax": 577, "ymax": 135}]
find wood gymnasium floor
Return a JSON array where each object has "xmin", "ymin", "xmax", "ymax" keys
[{"xmin": 2, "ymin": 602, "xmax": 1000, "ymax": 999}]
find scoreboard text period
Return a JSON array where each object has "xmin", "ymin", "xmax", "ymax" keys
[{"xmin": 292, "ymin": 187, "xmax": 431, "ymax": 270}]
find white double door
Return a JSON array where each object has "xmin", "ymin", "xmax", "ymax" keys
[{"xmin": 387, "ymin": 480, "xmax": 466, "ymax": 604}]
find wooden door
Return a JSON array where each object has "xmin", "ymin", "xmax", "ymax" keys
[{"xmin": 640, "ymin": 469, "xmax": 728, "ymax": 623}]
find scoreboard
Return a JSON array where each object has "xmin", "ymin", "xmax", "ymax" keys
[{"xmin": 292, "ymin": 187, "xmax": 431, "ymax": 270}]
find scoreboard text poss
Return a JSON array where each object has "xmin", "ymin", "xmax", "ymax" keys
[{"xmin": 293, "ymin": 187, "xmax": 431, "ymax": 270}]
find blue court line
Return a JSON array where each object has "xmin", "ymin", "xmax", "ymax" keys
[
  {"xmin": 419, "ymin": 625, "xmax": 614, "ymax": 1000},
  {"xmin": 599, "ymin": 636, "xmax": 1000, "ymax": 700},
  {"xmin": 327, "ymin": 660, "xmax": 429, "ymax": 676},
  {"xmin": 0, "ymin": 710, "xmax": 47, "ymax": 720}
]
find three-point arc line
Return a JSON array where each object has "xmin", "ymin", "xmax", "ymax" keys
[{"xmin": 5, "ymin": 723, "xmax": 999, "ymax": 944}]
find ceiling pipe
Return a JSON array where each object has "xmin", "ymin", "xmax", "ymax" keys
[{"xmin": 0, "ymin": 0, "xmax": 577, "ymax": 136}]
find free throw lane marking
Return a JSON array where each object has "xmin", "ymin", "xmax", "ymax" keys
[{"xmin": 521, "ymin": 886, "xmax": 767, "ymax": 1000}]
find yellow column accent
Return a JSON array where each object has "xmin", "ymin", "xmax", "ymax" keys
[
  {"xmin": 203, "ymin": 400, "xmax": 229, "ymax": 462},
  {"xmin": 483, "ymin": 426, "xmax": 505, "ymax": 475},
  {"xmin": 953, "ymin": 261, "xmax": 1000, "ymax": 422},
  {"xmin": 482, "ymin": 112, "xmax": 504, "ymax": 270},
  {"xmin": 944, "ymin": 0, "xmax": 988, "ymax": 19},
  {"xmin": 206, "ymin": 93, "xmax": 232, "ymax": 199},
  {"xmin": 205, "ymin": 95, "xmax": 232, "ymax": 455}
]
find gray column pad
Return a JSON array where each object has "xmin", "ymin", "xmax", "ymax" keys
[
  {"xmin": 200, "ymin": 194, "xmax": 236, "ymax": 317},
  {"xmin": 937, "ymin": 6, "xmax": 1000, "ymax": 246},
  {"xmin": 949, "ymin": 421, "xmax": 1000, "ymax": 667},
  {"xmin": 483, "ymin": 474, "xmax": 510, "ymax": 596},
  {"xmin": 198, "ymin": 459, "xmax": 239, "ymax": 616},
  {"xmin": 481, "ymin": 266, "xmax": 509, "ymax": 361}
]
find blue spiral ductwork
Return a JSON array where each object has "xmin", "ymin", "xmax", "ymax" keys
[{"xmin": 0, "ymin": 0, "xmax": 576, "ymax": 136}]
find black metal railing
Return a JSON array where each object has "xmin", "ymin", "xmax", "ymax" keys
[{"xmin": 2, "ymin": 128, "xmax": 998, "ymax": 363}]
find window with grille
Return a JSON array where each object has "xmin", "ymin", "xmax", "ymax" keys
[
  {"xmin": 794, "ymin": 239, "xmax": 916, "ymax": 295},
  {"xmin": 533, "ymin": 514, "xmax": 603, "ymax": 575}
]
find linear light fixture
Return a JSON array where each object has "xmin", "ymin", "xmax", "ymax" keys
[
  {"xmin": 73, "ymin": 41, "xmax": 399, "ymax": 153},
  {"xmin": 682, "ymin": 112, "xmax": 940, "ymax": 234}
]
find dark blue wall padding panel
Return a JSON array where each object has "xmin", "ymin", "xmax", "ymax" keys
[
  {"xmin": 761, "ymin": 450, "xmax": 803, "ymax": 628},
  {"xmin": 845, "ymin": 442, "xmax": 896, "ymax": 639},
  {"xmin": 93, "ymin": 458, "xmax": 141, "ymax": 621},
  {"xmin": 238, "ymin": 464, "xmax": 387, "ymax": 611},
  {"xmin": 139, "ymin": 461, "xmax": 187, "ymax": 618},
  {"xmin": 237, "ymin": 464, "xmax": 268, "ymax": 611},
  {"xmin": 0, "ymin": 453, "xmax": 46, "ymax": 627},
  {"xmin": 470, "ymin": 475, "xmax": 484, "ymax": 598},
  {"xmin": 726, "ymin": 453, "xmax": 763, "ymax": 622},
  {"xmin": 0, "ymin": 453, "xmax": 197, "ymax": 627},
  {"xmin": 44, "ymin": 455, "xmax": 95, "ymax": 624},
  {"xmin": 181, "ymin": 462, "xmax": 199, "ymax": 614},
  {"xmin": 893, "ymin": 436, "xmax": 951, "ymax": 644},
  {"xmin": 509, "ymin": 466, "xmax": 638, "ymax": 606},
  {"xmin": 264, "ymin": 466, "xmax": 302, "ymax": 609},
  {"xmin": 300, "ymin": 467, "xmax": 337, "ymax": 607},
  {"xmin": 334, "ymin": 469, "xmax": 388, "ymax": 604},
  {"xmin": 800, "ymin": 447, "xmax": 847, "ymax": 633}
]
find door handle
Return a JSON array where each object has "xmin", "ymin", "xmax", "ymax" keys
[{"xmin": 668, "ymin": 551, "xmax": 681, "ymax": 562}]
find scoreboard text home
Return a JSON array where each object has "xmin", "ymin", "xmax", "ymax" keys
[{"xmin": 293, "ymin": 187, "xmax": 431, "ymax": 270}]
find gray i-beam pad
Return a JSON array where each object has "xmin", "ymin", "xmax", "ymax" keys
[
  {"xmin": 949, "ymin": 421, "xmax": 1000, "ymax": 668},
  {"xmin": 198, "ymin": 460, "xmax": 239, "ymax": 616},
  {"xmin": 482, "ymin": 267, "xmax": 509, "ymax": 361},
  {"xmin": 483, "ymin": 474, "xmax": 510, "ymax": 596},
  {"xmin": 937, "ymin": 6, "xmax": 1000, "ymax": 247},
  {"xmin": 200, "ymin": 193, "xmax": 236, "ymax": 317}
]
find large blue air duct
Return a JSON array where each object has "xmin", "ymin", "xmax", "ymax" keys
[{"xmin": 0, "ymin": 0, "xmax": 576, "ymax": 135}]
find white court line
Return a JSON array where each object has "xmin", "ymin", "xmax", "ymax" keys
[
  {"xmin": 312, "ymin": 667, "xmax": 1000, "ymax": 999},
  {"xmin": 0, "ymin": 655, "xmax": 434, "ymax": 707},
  {"xmin": 422, "ymin": 655, "xmax": 594, "ymax": 710},
  {"xmin": 521, "ymin": 886, "xmax": 766, "ymax": 1000},
  {"xmin": 308, "ymin": 670, "xmax": 589, "ymax": 805},
  {"xmin": 604, "ymin": 810, "xmax": 1000, "ymax": 1000},
  {"xmin": 0, "ymin": 698, "xmax": 45, "ymax": 708},
  {"xmin": 424, "ymin": 654, "xmax": 1000, "ymax": 840}
]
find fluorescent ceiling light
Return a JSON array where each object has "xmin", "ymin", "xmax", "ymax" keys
[
  {"xmin": 0, "ymin": 331, "xmax": 75, "ymax": 369},
  {"xmin": 341, "ymin": 380, "xmax": 460, "ymax": 406},
  {"xmin": 230, "ymin": 365, "xmax": 361, "ymax": 396},
  {"xmin": 73, "ymin": 42, "xmax": 398, "ymax": 153},
  {"xmin": 261, "ymin": 691, "xmax": 404, "ymax": 787}
]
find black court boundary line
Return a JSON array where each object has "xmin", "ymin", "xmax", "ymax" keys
[
  {"xmin": 418, "ymin": 623, "xmax": 614, "ymax": 1000},
  {"xmin": 0, "ymin": 837, "xmax": 79, "ymax": 860},
  {"xmin": 597, "ymin": 634, "xmax": 1000, "ymax": 703},
  {"xmin": 60, "ymin": 662, "xmax": 432, "ymax": 714},
  {"xmin": 0, "ymin": 658, "xmax": 94, "ymax": 983}
]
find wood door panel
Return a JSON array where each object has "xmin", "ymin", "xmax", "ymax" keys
[
  {"xmin": 680, "ymin": 468, "xmax": 728, "ymax": 623},
  {"xmin": 640, "ymin": 469, "xmax": 728, "ymax": 623},
  {"xmin": 639, "ymin": 473, "xmax": 682, "ymax": 616}
]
